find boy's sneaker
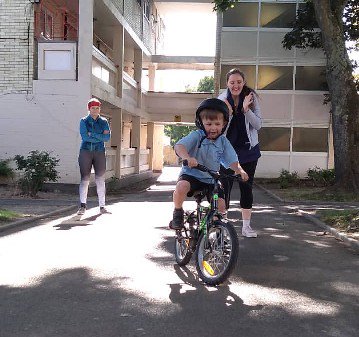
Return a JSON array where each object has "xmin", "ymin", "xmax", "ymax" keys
[
  {"xmin": 169, "ymin": 208, "xmax": 184, "ymax": 230},
  {"xmin": 77, "ymin": 204, "xmax": 86, "ymax": 215},
  {"xmin": 242, "ymin": 226, "xmax": 258, "ymax": 238}
]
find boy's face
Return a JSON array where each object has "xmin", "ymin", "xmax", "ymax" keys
[{"xmin": 202, "ymin": 115, "xmax": 225, "ymax": 140}]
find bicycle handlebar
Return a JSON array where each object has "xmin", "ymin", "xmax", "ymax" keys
[{"xmin": 182, "ymin": 159, "xmax": 245, "ymax": 182}]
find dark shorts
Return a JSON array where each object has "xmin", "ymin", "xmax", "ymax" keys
[{"xmin": 178, "ymin": 174, "xmax": 225, "ymax": 200}]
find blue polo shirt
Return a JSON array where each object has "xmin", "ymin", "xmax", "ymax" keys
[{"xmin": 177, "ymin": 130, "xmax": 238, "ymax": 184}]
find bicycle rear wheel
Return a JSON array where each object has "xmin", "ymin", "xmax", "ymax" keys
[{"xmin": 195, "ymin": 220, "xmax": 239, "ymax": 286}]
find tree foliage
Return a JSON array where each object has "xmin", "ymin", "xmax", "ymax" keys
[
  {"xmin": 164, "ymin": 125, "xmax": 196, "ymax": 147},
  {"xmin": 282, "ymin": 1, "xmax": 359, "ymax": 64},
  {"xmin": 197, "ymin": 76, "xmax": 214, "ymax": 92}
]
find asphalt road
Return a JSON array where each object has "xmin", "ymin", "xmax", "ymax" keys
[{"xmin": 0, "ymin": 172, "xmax": 358, "ymax": 337}]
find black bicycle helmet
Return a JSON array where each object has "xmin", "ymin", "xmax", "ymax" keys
[{"xmin": 195, "ymin": 98, "xmax": 230, "ymax": 135}]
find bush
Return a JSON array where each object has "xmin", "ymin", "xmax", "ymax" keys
[
  {"xmin": 307, "ymin": 166, "xmax": 335, "ymax": 187},
  {"xmin": 278, "ymin": 169, "xmax": 299, "ymax": 189},
  {"xmin": 0, "ymin": 159, "xmax": 14, "ymax": 178},
  {"xmin": 14, "ymin": 151, "xmax": 60, "ymax": 196}
]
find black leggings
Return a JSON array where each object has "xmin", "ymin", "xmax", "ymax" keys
[{"xmin": 220, "ymin": 160, "xmax": 258, "ymax": 210}]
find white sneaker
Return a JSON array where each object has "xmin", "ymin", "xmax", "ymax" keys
[
  {"xmin": 77, "ymin": 206, "xmax": 86, "ymax": 215},
  {"xmin": 242, "ymin": 226, "xmax": 258, "ymax": 238}
]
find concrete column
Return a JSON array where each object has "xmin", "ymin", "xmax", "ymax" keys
[
  {"xmin": 113, "ymin": 25, "xmax": 124, "ymax": 98},
  {"xmin": 148, "ymin": 64, "xmax": 156, "ymax": 91},
  {"xmin": 134, "ymin": 48, "xmax": 143, "ymax": 108},
  {"xmin": 78, "ymin": 0, "xmax": 93, "ymax": 99},
  {"xmin": 111, "ymin": 108, "xmax": 123, "ymax": 178},
  {"xmin": 214, "ymin": 11, "xmax": 223, "ymax": 97},
  {"xmin": 147, "ymin": 122, "xmax": 155, "ymax": 170},
  {"xmin": 131, "ymin": 116, "xmax": 141, "ymax": 174},
  {"xmin": 152, "ymin": 124, "xmax": 164, "ymax": 172}
]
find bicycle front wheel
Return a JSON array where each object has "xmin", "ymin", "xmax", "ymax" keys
[
  {"xmin": 174, "ymin": 227, "xmax": 195, "ymax": 266},
  {"xmin": 195, "ymin": 220, "xmax": 239, "ymax": 286}
]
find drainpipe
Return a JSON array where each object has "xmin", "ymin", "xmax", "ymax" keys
[{"xmin": 214, "ymin": 10, "xmax": 223, "ymax": 97}]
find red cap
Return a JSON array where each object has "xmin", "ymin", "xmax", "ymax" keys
[{"xmin": 88, "ymin": 98, "xmax": 101, "ymax": 110}]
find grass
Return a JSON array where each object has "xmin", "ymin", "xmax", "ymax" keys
[
  {"xmin": 317, "ymin": 209, "xmax": 359, "ymax": 234},
  {"xmin": 256, "ymin": 179, "xmax": 359, "ymax": 236},
  {"xmin": 0, "ymin": 209, "xmax": 22, "ymax": 222},
  {"xmin": 257, "ymin": 179, "xmax": 359, "ymax": 202},
  {"xmin": 276, "ymin": 188, "xmax": 359, "ymax": 202}
]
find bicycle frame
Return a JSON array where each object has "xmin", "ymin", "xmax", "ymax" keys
[{"xmin": 194, "ymin": 177, "xmax": 223, "ymax": 238}]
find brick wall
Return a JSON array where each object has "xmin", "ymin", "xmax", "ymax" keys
[{"xmin": 0, "ymin": 0, "xmax": 34, "ymax": 93}]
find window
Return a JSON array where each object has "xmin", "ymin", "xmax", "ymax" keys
[
  {"xmin": 295, "ymin": 66, "xmax": 327, "ymax": 91},
  {"xmin": 220, "ymin": 65, "xmax": 256, "ymax": 89},
  {"xmin": 292, "ymin": 128, "xmax": 328, "ymax": 152},
  {"xmin": 223, "ymin": 3, "xmax": 258, "ymax": 27},
  {"xmin": 258, "ymin": 66, "xmax": 293, "ymax": 90},
  {"xmin": 38, "ymin": 8, "xmax": 54, "ymax": 40},
  {"xmin": 259, "ymin": 128, "xmax": 290, "ymax": 151},
  {"xmin": 260, "ymin": 3, "xmax": 297, "ymax": 28}
]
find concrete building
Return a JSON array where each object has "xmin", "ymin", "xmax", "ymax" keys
[
  {"xmin": 0, "ymin": 0, "xmax": 332, "ymax": 187},
  {"xmin": 218, "ymin": 0, "xmax": 332, "ymax": 177}
]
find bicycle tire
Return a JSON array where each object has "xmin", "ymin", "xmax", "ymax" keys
[
  {"xmin": 195, "ymin": 220, "xmax": 239, "ymax": 286},
  {"xmin": 174, "ymin": 227, "xmax": 194, "ymax": 266}
]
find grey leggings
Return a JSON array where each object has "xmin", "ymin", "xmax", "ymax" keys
[{"xmin": 78, "ymin": 149, "xmax": 106, "ymax": 207}]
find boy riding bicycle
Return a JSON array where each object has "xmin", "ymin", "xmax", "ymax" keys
[{"xmin": 170, "ymin": 98, "xmax": 249, "ymax": 230}]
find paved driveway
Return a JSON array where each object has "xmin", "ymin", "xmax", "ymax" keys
[{"xmin": 0, "ymin": 169, "xmax": 358, "ymax": 337}]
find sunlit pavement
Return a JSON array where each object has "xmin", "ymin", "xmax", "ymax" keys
[{"xmin": 0, "ymin": 167, "xmax": 358, "ymax": 337}]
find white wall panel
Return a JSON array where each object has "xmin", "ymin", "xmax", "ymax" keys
[{"xmin": 256, "ymin": 153, "xmax": 290, "ymax": 178}]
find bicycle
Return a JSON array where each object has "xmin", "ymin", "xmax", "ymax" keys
[{"xmin": 171, "ymin": 161, "xmax": 241, "ymax": 286}]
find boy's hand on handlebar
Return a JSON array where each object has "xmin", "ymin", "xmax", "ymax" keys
[
  {"xmin": 183, "ymin": 157, "xmax": 198, "ymax": 168},
  {"xmin": 235, "ymin": 168, "xmax": 249, "ymax": 181}
]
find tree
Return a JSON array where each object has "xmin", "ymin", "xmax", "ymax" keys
[
  {"xmin": 164, "ymin": 125, "xmax": 196, "ymax": 147},
  {"xmin": 213, "ymin": 0, "xmax": 359, "ymax": 192},
  {"xmin": 197, "ymin": 76, "xmax": 214, "ymax": 92}
]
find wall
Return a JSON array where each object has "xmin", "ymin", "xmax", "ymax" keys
[{"xmin": 0, "ymin": 0, "xmax": 34, "ymax": 93}]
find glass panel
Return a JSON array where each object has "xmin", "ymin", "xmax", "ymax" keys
[
  {"xmin": 220, "ymin": 65, "xmax": 256, "ymax": 90},
  {"xmin": 259, "ymin": 127, "xmax": 290, "ymax": 151},
  {"xmin": 223, "ymin": 3, "xmax": 258, "ymax": 27},
  {"xmin": 295, "ymin": 66, "xmax": 327, "ymax": 91},
  {"xmin": 258, "ymin": 32, "xmax": 295, "ymax": 58},
  {"xmin": 258, "ymin": 66, "xmax": 293, "ymax": 90},
  {"xmin": 293, "ymin": 128, "xmax": 328, "ymax": 152},
  {"xmin": 293, "ymin": 95, "xmax": 330, "ymax": 122},
  {"xmin": 260, "ymin": 3, "xmax": 296, "ymax": 28},
  {"xmin": 221, "ymin": 31, "xmax": 258, "ymax": 59},
  {"xmin": 260, "ymin": 94, "xmax": 292, "ymax": 121}
]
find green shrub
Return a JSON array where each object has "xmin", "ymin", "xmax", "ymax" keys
[
  {"xmin": 0, "ymin": 159, "xmax": 14, "ymax": 178},
  {"xmin": 278, "ymin": 169, "xmax": 299, "ymax": 189},
  {"xmin": 307, "ymin": 166, "xmax": 335, "ymax": 187},
  {"xmin": 14, "ymin": 151, "xmax": 60, "ymax": 196}
]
